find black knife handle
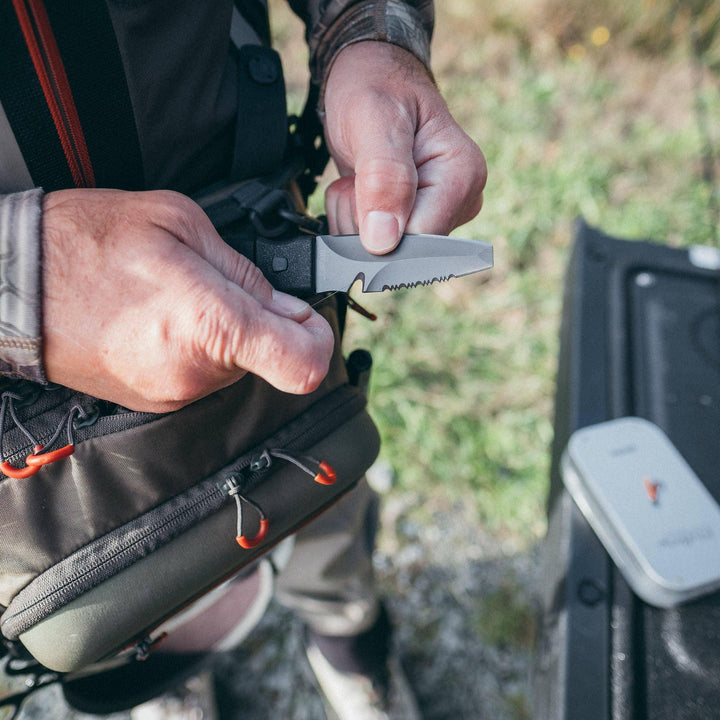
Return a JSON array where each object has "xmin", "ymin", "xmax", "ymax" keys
[
  {"xmin": 255, "ymin": 235, "xmax": 315, "ymax": 297},
  {"xmin": 218, "ymin": 227, "xmax": 315, "ymax": 297}
]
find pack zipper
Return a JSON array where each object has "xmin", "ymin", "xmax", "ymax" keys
[
  {"xmin": 0, "ymin": 392, "xmax": 154, "ymax": 480},
  {"xmin": 0, "ymin": 385, "xmax": 156, "ymax": 481},
  {"xmin": 224, "ymin": 448, "xmax": 337, "ymax": 549},
  {"xmin": 1, "ymin": 385, "xmax": 365, "ymax": 639}
]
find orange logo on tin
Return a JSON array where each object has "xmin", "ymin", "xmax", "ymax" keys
[{"xmin": 643, "ymin": 476, "xmax": 660, "ymax": 504}]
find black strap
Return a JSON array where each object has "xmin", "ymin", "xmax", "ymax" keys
[
  {"xmin": 0, "ymin": 0, "xmax": 144, "ymax": 191},
  {"xmin": 234, "ymin": 0, "xmax": 272, "ymax": 46},
  {"xmin": 0, "ymin": 2, "xmax": 74, "ymax": 190},
  {"xmin": 41, "ymin": 1, "xmax": 144, "ymax": 190},
  {"xmin": 230, "ymin": 45, "xmax": 288, "ymax": 182},
  {"xmin": 230, "ymin": 0, "xmax": 328, "ymax": 199},
  {"xmin": 293, "ymin": 81, "xmax": 330, "ymax": 202}
]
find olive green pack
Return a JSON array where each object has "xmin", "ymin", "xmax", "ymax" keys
[{"xmin": 0, "ymin": 305, "xmax": 379, "ymax": 673}]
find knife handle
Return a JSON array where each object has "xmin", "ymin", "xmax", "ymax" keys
[
  {"xmin": 256, "ymin": 235, "xmax": 315, "ymax": 296},
  {"xmin": 219, "ymin": 227, "xmax": 315, "ymax": 297}
]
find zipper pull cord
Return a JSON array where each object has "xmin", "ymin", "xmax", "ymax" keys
[
  {"xmin": 0, "ymin": 397, "xmax": 90, "ymax": 479},
  {"xmin": 226, "ymin": 476, "xmax": 269, "ymax": 550},
  {"xmin": 26, "ymin": 404, "xmax": 84, "ymax": 468},
  {"xmin": 0, "ymin": 393, "xmax": 42, "ymax": 478},
  {"xmin": 268, "ymin": 449, "xmax": 337, "ymax": 485}
]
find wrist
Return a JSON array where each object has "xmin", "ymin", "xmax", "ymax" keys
[
  {"xmin": 0, "ymin": 189, "xmax": 47, "ymax": 383},
  {"xmin": 322, "ymin": 40, "xmax": 435, "ymax": 130},
  {"xmin": 313, "ymin": 0, "xmax": 433, "ymax": 115}
]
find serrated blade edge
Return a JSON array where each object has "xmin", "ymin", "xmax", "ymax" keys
[{"xmin": 315, "ymin": 234, "xmax": 493, "ymax": 293}]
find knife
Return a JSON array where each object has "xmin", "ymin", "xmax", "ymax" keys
[
  {"xmin": 198, "ymin": 180, "xmax": 493, "ymax": 296},
  {"xmin": 218, "ymin": 230, "xmax": 493, "ymax": 296}
]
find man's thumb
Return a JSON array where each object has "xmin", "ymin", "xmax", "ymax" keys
[{"xmin": 354, "ymin": 143, "xmax": 418, "ymax": 255}]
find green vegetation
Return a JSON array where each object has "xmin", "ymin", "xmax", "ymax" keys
[
  {"xmin": 270, "ymin": 0, "xmax": 720, "ymax": 545},
  {"xmin": 473, "ymin": 578, "xmax": 537, "ymax": 650}
]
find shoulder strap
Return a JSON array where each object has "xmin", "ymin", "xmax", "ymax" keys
[
  {"xmin": 0, "ymin": 1, "xmax": 326, "ymax": 198},
  {"xmin": 230, "ymin": 44, "xmax": 288, "ymax": 183},
  {"xmin": 0, "ymin": 0, "xmax": 144, "ymax": 192},
  {"xmin": 227, "ymin": 2, "xmax": 328, "ymax": 197}
]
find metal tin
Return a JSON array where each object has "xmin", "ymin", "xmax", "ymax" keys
[{"xmin": 562, "ymin": 417, "xmax": 720, "ymax": 608}]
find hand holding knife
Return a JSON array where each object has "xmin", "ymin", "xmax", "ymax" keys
[{"xmin": 198, "ymin": 180, "xmax": 493, "ymax": 297}]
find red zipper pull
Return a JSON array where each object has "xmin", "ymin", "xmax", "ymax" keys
[
  {"xmin": 0, "ymin": 460, "xmax": 40, "ymax": 479},
  {"xmin": 268, "ymin": 449, "xmax": 337, "ymax": 485},
  {"xmin": 0, "ymin": 445, "xmax": 43, "ymax": 479},
  {"xmin": 315, "ymin": 461, "xmax": 337, "ymax": 485},
  {"xmin": 225, "ymin": 476, "xmax": 269, "ymax": 550},
  {"xmin": 25, "ymin": 443, "xmax": 75, "ymax": 467}
]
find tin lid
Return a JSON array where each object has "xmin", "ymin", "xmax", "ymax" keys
[{"xmin": 563, "ymin": 417, "xmax": 720, "ymax": 607}]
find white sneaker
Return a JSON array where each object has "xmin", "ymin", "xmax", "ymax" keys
[{"xmin": 306, "ymin": 641, "xmax": 421, "ymax": 720}]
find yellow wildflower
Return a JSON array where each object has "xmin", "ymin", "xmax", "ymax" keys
[{"xmin": 591, "ymin": 26, "xmax": 611, "ymax": 46}]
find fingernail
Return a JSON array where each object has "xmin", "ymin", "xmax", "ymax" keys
[
  {"xmin": 363, "ymin": 211, "xmax": 400, "ymax": 254},
  {"xmin": 271, "ymin": 289, "xmax": 311, "ymax": 318}
]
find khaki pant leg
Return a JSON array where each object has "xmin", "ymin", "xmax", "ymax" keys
[{"xmin": 274, "ymin": 478, "xmax": 381, "ymax": 636}]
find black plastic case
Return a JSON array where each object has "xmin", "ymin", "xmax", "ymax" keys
[{"xmin": 533, "ymin": 220, "xmax": 720, "ymax": 720}]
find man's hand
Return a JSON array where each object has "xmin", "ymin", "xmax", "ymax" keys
[
  {"xmin": 322, "ymin": 41, "xmax": 487, "ymax": 254},
  {"xmin": 42, "ymin": 189, "xmax": 334, "ymax": 412}
]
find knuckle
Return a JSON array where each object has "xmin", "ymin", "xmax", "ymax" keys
[
  {"xmin": 298, "ymin": 358, "xmax": 331, "ymax": 394},
  {"xmin": 249, "ymin": 323, "xmax": 333, "ymax": 396},
  {"xmin": 285, "ymin": 347, "xmax": 331, "ymax": 394},
  {"xmin": 447, "ymin": 141, "xmax": 488, "ymax": 220},
  {"xmin": 145, "ymin": 190, "xmax": 203, "ymax": 239},
  {"xmin": 234, "ymin": 256, "xmax": 266, "ymax": 290},
  {"xmin": 231, "ymin": 257, "xmax": 271, "ymax": 299},
  {"xmin": 184, "ymin": 292, "xmax": 239, "ymax": 369},
  {"xmin": 359, "ymin": 158, "xmax": 417, "ymax": 203},
  {"xmin": 471, "ymin": 145, "xmax": 489, "ymax": 189},
  {"xmin": 275, "ymin": 354, "xmax": 328, "ymax": 395},
  {"xmin": 148, "ymin": 189, "xmax": 194, "ymax": 215}
]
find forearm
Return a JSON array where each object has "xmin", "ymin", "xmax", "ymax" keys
[
  {"xmin": 289, "ymin": 0, "xmax": 434, "ymax": 95},
  {"xmin": 0, "ymin": 189, "xmax": 46, "ymax": 383}
]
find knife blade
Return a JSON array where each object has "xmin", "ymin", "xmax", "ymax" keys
[
  {"xmin": 219, "ymin": 231, "xmax": 493, "ymax": 296},
  {"xmin": 315, "ymin": 233, "xmax": 493, "ymax": 292},
  {"xmin": 197, "ymin": 179, "xmax": 493, "ymax": 296}
]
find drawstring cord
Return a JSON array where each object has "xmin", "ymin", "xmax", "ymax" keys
[
  {"xmin": 225, "ymin": 476, "xmax": 269, "ymax": 549},
  {"xmin": 0, "ymin": 392, "xmax": 91, "ymax": 479},
  {"xmin": 225, "ymin": 448, "xmax": 337, "ymax": 550},
  {"xmin": 267, "ymin": 449, "xmax": 337, "ymax": 485}
]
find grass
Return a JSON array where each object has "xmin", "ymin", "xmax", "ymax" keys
[
  {"xmin": 269, "ymin": 0, "xmax": 720, "ymax": 546},
  {"xmin": 472, "ymin": 579, "xmax": 537, "ymax": 650}
]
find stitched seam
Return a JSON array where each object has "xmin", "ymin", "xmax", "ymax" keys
[{"xmin": 0, "ymin": 338, "xmax": 41, "ymax": 350}]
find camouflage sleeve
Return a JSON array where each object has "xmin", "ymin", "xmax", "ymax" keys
[
  {"xmin": 288, "ymin": 0, "xmax": 434, "ymax": 93},
  {"xmin": 0, "ymin": 189, "xmax": 46, "ymax": 383}
]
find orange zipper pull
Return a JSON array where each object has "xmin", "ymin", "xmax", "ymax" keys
[
  {"xmin": 268, "ymin": 449, "xmax": 337, "ymax": 486},
  {"xmin": 225, "ymin": 476, "xmax": 269, "ymax": 550}
]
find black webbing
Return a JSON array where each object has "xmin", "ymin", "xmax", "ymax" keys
[
  {"xmin": 234, "ymin": 0, "xmax": 273, "ymax": 46},
  {"xmin": 230, "ymin": 45, "xmax": 288, "ymax": 182},
  {"xmin": 0, "ymin": 2, "xmax": 75, "ymax": 190},
  {"xmin": 42, "ymin": 0, "xmax": 144, "ymax": 190},
  {"xmin": 0, "ymin": 0, "xmax": 144, "ymax": 191}
]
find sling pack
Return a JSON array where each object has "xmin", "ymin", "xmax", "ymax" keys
[
  {"xmin": 0, "ymin": 0, "xmax": 374, "ymax": 691},
  {"xmin": 0, "ymin": 301, "xmax": 379, "ymax": 671}
]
